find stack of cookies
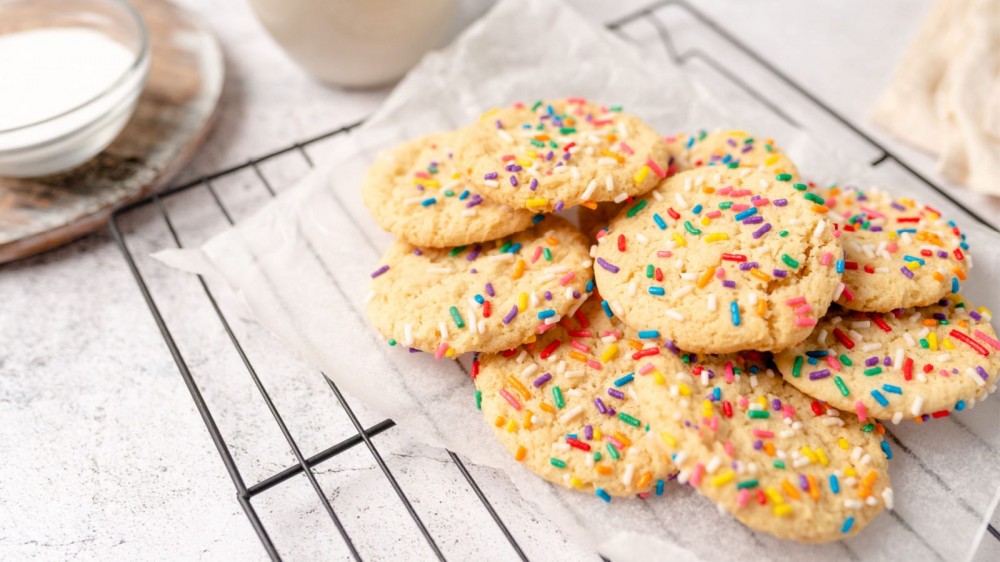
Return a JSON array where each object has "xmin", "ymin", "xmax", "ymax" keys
[{"xmin": 361, "ymin": 99, "xmax": 1000, "ymax": 543}]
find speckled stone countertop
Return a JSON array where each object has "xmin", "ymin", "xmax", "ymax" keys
[{"xmin": 2, "ymin": 1, "xmax": 997, "ymax": 560}]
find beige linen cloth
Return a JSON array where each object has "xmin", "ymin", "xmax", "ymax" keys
[{"xmin": 873, "ymin": 0, "xmax": 1000, "ymax": 194}]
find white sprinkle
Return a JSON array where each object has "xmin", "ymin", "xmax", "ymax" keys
[
  {"xmin": 364, "ymin": 291, "xmax": 375, "ymax": 304},
  {"xmin": 707, "ymin": 294, "xmax": 717, "ymax": 312},
  {"xmin": 861, "ymin": 342, "xmax": 882, "ymax": 352},
  {"xmin": 674, "ymin": 193, "xmax": 688, "ymax": 209},
  {"xmin": 570, "ymin": 166, "xmax": 581, "ymax": 181},
  {"xmin": 461, "ymin": 209, "xmax": 477, "ymax": 217},
  {"xmin": 882, "ymin": 488, "xmax": 894, "ymax": 510},
  {"xmin": 622, "ymin": 464, "xmax": 635, "ymax": 486},
  {"xmin": 403, "ymin": 324, "xmax": 414, "ymax": 346},
  {"xmin": 635, "ymin": 233, "xmax": 649, "ymax": 244},
  {"xmin": 903, "ymin": 332, "xmax": 916, "ymax": 347},
  {"xmin": 467, "ymin": 307, "xmax": 476, "ymax": 334},
  {"xmin": 515, "ymin": 350, "xmax": 528, "ymax": 363},
  {"xmin": 497, "ymin": 130, "xmax": 514, "ymax": 143},
  {"xmin": 706, "ymin": 456, "xmax": 722, "ymax": 474},
  {"xmin": 967, "ymin": 367, "xmax": 986, "ymax": 387},
  {"xmin": 671, "ymin": 285, "xmax": 693, "ymax": 299},
  {"xmin": 812, "ymin": 220, "xmax": 826, "ymax": 240},
  {"xmin": 487, "ymin": 253, "xmax": 516, "ymax": 262},
  {"xmin": 910, "ymin": 395, "xmax": 924, "ymax": 417},
  {"xmin": 936, "ymin": 353, "xmax": 951, "ymax": 363},
  {"xmin": 891, "ymin": 411, "xmax": 903, "ymax": 425},
  {"xmin": 627, "ymin": 280, "xmax": 637, "ymax": 297},
  {"xmin": 652, "ymin": 190, "xmax": 664, "ymax": 201},
  {"xmin": 613, "ymin": 192, "xmax": 629, "ymax": 203},
  {"xmin": 893, "ymin": 349, "xmax": 904, "ymax": 370},
  {"xmin": 521, "ymin": 364, "xmax": 538, "ymax": 378},
  {"xmin": 850, "ymin": 321, "xmax": 871, "ymax": 329},
  {"xmin": 665, "ymin": 310, "xmax": 685, "ymax": 321},
  {"xmin": 438, "ymin": 321, "xmax": 448, "ymax": 339},
  {"xmin": 598, "ymin": 157, "xmax": 617, "ymax": 166},
  {"xmin": 816, "ymin": 329, "xmax": 828, "ymax": 345},
  {"xmin": 833, "ymin": 282, "xmax": 846, "ymax": 301},
  {"xmin": 581, "ymin": 179, "xmax": 598, "ymax": 201},
  {"xmin": 483, "ymin": 179, "xmax": 499, "ymax": 188},
  {"xmin": 611, "ymin": 301, "xmax": 624, "ymax": 316},
  {"xmin": 558, "ymin": 405, "xmax": 584, "ymax": 424}
]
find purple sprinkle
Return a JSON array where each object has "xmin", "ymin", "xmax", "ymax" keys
[
  {"xmin": 727, "ymin": 138, "xmax": 738, "ymax": 148},
  {"xmin": 970, "ymin": 311, "xmax": 983, "ymax": 321},
  {"xmin": 409, "ymin": 348, "xmax": 420, "ymax": 353},
  {"xmin": 584, "ymin": 425, "xmax": 594, "ymax": 440},
  {"xmin": 705, "ymin": 369, "xmax": 715, "ymax": 379},
  {"xmin": 467, "ymin": 245, "xmax": 482, "ymax": 261},
  {"xmin": 466, "ymin": 194, "xmax": 484, "ymax": 208},
  {"xmin": 608, "ymin": 388, "xmax": 626, "ymax": 400},
  {"xmin": 533, "ymin": 373, "xmax": 552, "ymax": 387},
  {"xmin": 933, "ymin": 313, "xmax": 947, "ymax": 320},
  {"xmin": 937, "ymin": 250, "xmax": 948, "ymax": 259},
  {"xmin": 753, "ymin": 440, "xmax": 764, "ymax": 450},
  {"xmin": 596, "ymin": 257, "xmax": 620, "ymax": 273},
  {"xmin": 606, "ymin": 407, "xmax": 616, "ymax": 416},
  {"xmin": 742, "ymin": 215, "xmax": 764, "ymax": 225},
  {"xmin": 809, "ymin": 369, "xmax": 831, "ymax": 380},
  {"xmin": 752, "ymin": 224, "xmax": 772, "ymax": 239},
  {"xmin": 529, "ymin": 178, "xmax": 539, "ymax": 191},
  {"xmin": 594, "ymin": 398, "xmax": 608, "ymax": 414},
  {"xmin": 741, "ymin": 145, "xmax": 753, "ymax": 153},
  {"xmin": 773, "ymin": 269, "xmax": 787, "ymax": 278},
  {"xmin": 977, "ymin": 366, "xmax": 990, "ymax": 381},
  {"xmin": 416, "ymin": 184, "xmax": 425, "ymax": 191},
  {"xmin": 883, "ymin": 356, "xmax": 892, "ymax": 367},
  {"xmin": 469, "ymin": 268, "xmax": 478, "ymax": 274},
  {"xmin": 865, "ymin": 357, "xmax": 879, "ymax": 367},
  {"xmin": 722, "ymin": 280, "xmax": 736, "ymax": 289},
  {"xmin": 370, "ymin": 265, "xmax": 389, "ymax": 278},
  {"xmin": 572, "ymin": 290, "xmax": 581, "ymax": 299},
  {"xmin": 799, "ymin": 474, "xmax": 810, "ymax": 491},
  {"xmin": 891, "ymin": 201, "xmax": 906, "ymax": 211},
  {"xmin": 544, "ymin": 291, "xmax": 552, "ymax": 300},
  {"xmin": 870, "ymin": 226, "xmax": 883, "ymax": 232},
  {"xmin": 502, "ymin": 305, "xmax": 518, "ymax": 324},
  {"xmin": 739, "ymin": 262, "xmax": 759, "ymax": 271},
  {"xmin": 562, "ymin": 151, "xmax": 571, "ymax": 161},
  {"xmin": 951, "ymin": 368, "xmax": 958, "ymax": 374},
  {"xmin": 510, "ymin": 175, "xmax": 519, "ymax": 187},
  {"xmin": 664, "ymin": 340, "xmax": 680, "ymax": 355},
  {"xmin": 485, "ymin": 283, "xmax": 495, "ymax": 297},
  {"xmin": 484, "ymin": 171, "xmax": 498, "ymax": 180},
  {"xmin": 545, "ymin": 151, "xmax": 554, "ymax": 161},
  {"xmin": 555, "ymin": 200, "xmax": 565, "ymax": 212},
  {"xmin": 505, "ymin": 164, "xmax": 523, "ymax": 172},
  {"xmin": 413, "ymin": 249, "xmax": 423, "ymax": 256},
  {"xmin": 899, "ymin": 266, "xmax": 915, "ymax": 279},
  {"xmin": 772, "ymin": 399, "xmax": 782, "ymax": 411},
  {"xmin": 773, "ymin": 199, "xmax": 788, "ymax": 207}
]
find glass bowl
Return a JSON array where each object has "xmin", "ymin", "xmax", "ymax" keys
[{"xmin": 0, "ymin": 0, "xmax": 150, "ymax": 178}]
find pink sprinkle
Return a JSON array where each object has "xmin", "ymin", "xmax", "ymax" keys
[
  {"xmin": 531, "ymin": 245, "xmax": 543, "ymax": 263},
  {"xmin": 601, "ymin": 330, "xmax": 623, "ymax": 338},
  {"xmin": 706, "ymin": 210, "xmax": 723, "ymax": 219},
  {"xmin": 786, "ymin": 296, "xmax": 807, "ymax": 306},
  {"xmin": 638, "ymin": 363, "xmax": 655, "ymax": 375},
  {"xmin": 637, "ymin": 492, "xmax": 651, "ymax": 499},
  {"xmin": 716, "ymin": 267, "xmax": 726, "ymax": 279},
  {"xmin": 559, "ymin": 271, "xmax": 576, "ymax": 286},
  {"xmin": 499, "ymin": 389, "xmax": 522, "ymax": 410},
  {"xmin": 571, "ymin": 340, "xmax": 590, "ymax": 352},
  {"xmin": 820, "ymin": 252, "xmax": 833, "ymax": 266},
  {"xmin": 731, "ymin": 204, "xmax": 750, "ymax": 212},
  {"xmin": 707, "ymin": 417, "xmax": 720, "ymax": 431},
  {"xmin": 939, "ymin": 369, "xmax": 950, "ymax": 378},
  {"xmin": 645, "ymin": 157, "xmax": 666, "ymax": 178},
  {"xmin": 606, "ymin": 436, "xmax": 625, "ymax": 449},
  {"xmin": 826, "ymin": 355, "xmax": 843, "ymax": 371},
  {"xmin": 782, "ymin": 404, "xmax": 796, "ymax": 418},
  {"xmin": 723, "ymin": 440, "xmax": 734, "ymax": 457},
  {"xmin": 794, "ymin": 317, "xmax": 817, "ymax": 327},
  {"xmin": 724, "ymin": 361, "xmax": 735, "ymax": 383},
  {"xmin": 730, "ymin": 189, "xmax": 752, "ymax": 197},
  {"xmin": 975, "ymin": 330, "xmax": 1000, "ymax": 350},
  {"xmin": 537, "ymin": 323, "xmax": 559, "ymax": 334},
  {"xmin": 738, "ymin": 397, "xmax": 749, "ymax": 409},
  {"xmin": 435, "ymin": 342, "xmax": 449, "ymax": 360},
  {"xmin": 752, "ymin": 198, "xmax": 770, "ymax": 207},
  {"xmin": 717, "ymin": 186, "xmax": 733, "ymax": 195},
  {"xmin": 596, "ymin": 229, "xmax": 607, "ymax": 240},
  {"xmin": 657, "ymin": 250, "xmax": 673, "ymax": 258},
  {"xmin": 885, "ymin": 241, "xmax": 898, "ymax": 253},
  {"xmin": 752, "ymin": 429, "xmax": 775, "ymax": 438},
  {"xmin": 794, "ymin": 304, "xmax": 812, "ymax": 315},
  {"xmin": 855, "ymin": 401, "xmax": 868, "ymax": 422},
  {"xmin": 736, "ymin": 489, "xmax": 750, "ymax": 508},
  {"xmin": 587, "ymin": 359, "xmax": 603, "ymax": 370},
  {"xmin": 833, "ymin": 229, "xmax": 842, "ymax": 238},
  {"xmin": 619, "ymin": 142, "xmax": 634, "ymax": 156},
  {"xmin": 859, "ymin": 205, "xmax": 886, "ymax": 218},
  {"xmin": 841, "ymin": 285, "xmax": 855, "ymax": 301}
]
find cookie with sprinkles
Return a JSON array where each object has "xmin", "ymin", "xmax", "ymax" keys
[
  {"xmin": 635, "ymin": 353, "xmax": 892, "ymax": 542},
  {"xmin": 774, "ymin": 298, "xmax": 1000, "ymax": 423},
  {"xmin": 818, "ymin": 184, "xmax": 971, "ymax": 312},
  {"xmin": 593, "ymin": 168, "xmax": 842, "ymax": 354},
  {"xmin": 666, "ymin": 130, "xmax": 799, "ymax": 177},
  {"xmin": 366, "ymin": 216, "xmax": 592, "ymax": 356},
  {"xmin": 459, "ymin": 98, "xmax": 670, "ymax": 213},
  {"xmin": 474, "ymin": 299, "xmax": 675, "ymax": 498},
  {"xmin": 361, "ymin": 131, "xmax": 536, "ymax": 247}
]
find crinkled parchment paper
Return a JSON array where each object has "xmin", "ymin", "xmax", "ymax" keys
[{"xmin": 154, "ymin": 1, "xmax": 1000, "ymax": 559}]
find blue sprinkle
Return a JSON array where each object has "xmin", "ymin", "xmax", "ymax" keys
[
  {"xmin": 806, "ymin": 350, "xmax": 829, "ymax": 358},
  {"xmin": 881, "ymin": 439, "xmax": 892, "ymax": 460},
  {"xmin": 509, "ymin": 243, "xmax": 522, "ymax": 254},
  {"xmin": 532, "ymin": 214, "xmax": 545, "ymax": 224},
  {"xmin": 586, "ymin": 279, "xmax": 594, "ymax": 293},
  {"xmin": 730, "ymin": 301, "xmax": 740, "ymax": 326},
  {"xmin": 952, "ymin": 277, "xmax": 959, "ymax": 293},
  {"xmin": 537, "ymin": 309, "xmax": 556, "ymax": 319},
  {"xmin": 638, "ymin": 330, "xmax": 660, "ymax": 339},
  {"xmin": 841, "ymin": 517, "xmax": 855, "ymax": 534},
  {"xmin": 596, "ymin": 488, "xmax": 611, "ymax": 503},
  {"xmin": 655, "ymin": 480, "xmax": 665, "ymax": 496},
  {"xmin": 614, "ymin": 373, "xmax": 635, "ymax": 387},
  {"xmin": 836, "ymin": 259, "xmax": 845, "ymax": 274},
  {"xmin": 871, "ymin": 389, "xmax": 889, "ymax": 407},
  {"xmin": 601, "ymin": 300, "xmax": 613, "ymax": 318},
  {"xmin": 955, "ymin": 400, "xmax": 966, "ymax": 411},
  {"xmin": 734, "ymin": 207, "xmax": 758, "ymax": 221},
  {"xmin": 713, "ymin": 387, "xmax": 721, "ymax": 401},
  {"xmin": 649, "ymin": 286, "xmax": 665, "ymax": 296},
  {"xmin": 807, "ymin": 357, "xmax": 819, "ymax": 365},
  {"xmin": 961, "ymin": 241, "xmax": 969, "ymax": 250},
  {"xmin": 902, "ymin": 255, "xmax": 925, "ymax": 265},
  {"xmin": 829, "ymin": 474, "xmax": 840, "ymax": 494},
  {"xmin": 692, "ymin": 204, "xmax": 703, "ymax": 215},
  {"xmin": 458, "ymin": 190, "xmax": 470, "ymax": 201},
  {"xmin": 882, "ymin": 384, "xmax": 902, "ymax": 394},
  {"xmin": 421, "ymin": 198, "xmax": 436, "ymax": 206},
  {"xmin": 896, "ymin": 228, "xmax": 917, "ymax": 234},
  {"xmin": 653, "ymin": 213, "xmax": 667, "ymax": 230},
  {"xmin": 474, "ymin": 294, "xmax": 484, "ymax": 304}
]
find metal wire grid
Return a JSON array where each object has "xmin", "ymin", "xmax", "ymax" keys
[{"xmin": 108, "ymin": 0, "xmax": 1000, "ymax": 559}]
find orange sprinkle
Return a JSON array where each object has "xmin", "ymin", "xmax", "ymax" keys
[
  {"xmin": 539, "ymin": 402, "xmax": 556, "ymax": 414},
  {"xmin": 512, "ymin": 259, "xmax": 526, "ymax": 280},
  {"xmin": 953, "ymin": 266, "xmax": 967, "ymax": 281},
  {"xmin": 627, "ymin": 339, "xmax": 644, "ymax": 350},
  {"xmin": 922, "ymin": 319, "xmax": 938, "ymax": 327},
  {"xmin": 750, "ymin": 268, "xmax": 771, "ymax": 282},
  {"xmin": 756, "ymin": 299, "xmax": 768, "ymax": 317},
  {"xmin": 637, "ymin": 472, "xmax": 653, "ymax": 489},
  {"xmin": 523, "ymin": 410, "xmax": 534, "ymax": 430},
  {"xmin": 613, "ymin": 432, "xmax": 632, "ymax": 448},
  {"xmin": 697, "ymin": 265, "xmax": 717, "ymax": 288},
  {"xmin": 932, "ymin": 272, "xmax": 944, "ymax": 281},
  {"xmin": 600, "ymin": 149, "xmax": 625, "ymax": 163},
  {"xmin": 494, "ymin": 416, "xmax": 506, "ymax": 428},
  {"xmin": 701, "ymin": 186, "xmax": 716, "ymax": 194},
  {"xmin": 546, "ymin": 236, "xmax": 560, "ymax": 246},
  {"xmin": 569, "ymin": 350, "xmax": 589, "ymax": 363},
  {"xmin": 781, "ymin": 479, "xmax": 801, "ymax": 500},
  {"xmin": 763, "ymin": 442, "xmax": 776, "ymax": 457},
  {"xmin": 507, "ymin": 376, "xmax": 531, "ymax": 400},
  {"xmin": 580, "ymin": 201, "xmax": 598, "ymax": 210},
  {"xmin": 812, "ymin": 204, "xmax": 829, "ymax": 214},
  {"xmin": 515, "ymin": 445, "xmax": 527, "ymax": 461},
  {"xmin": 596, "ymin": 465, "xmax": 613, "ymax": 475},
  {"xmin": 807, "ymin": 475, "xmax": 819, "ymax": 500}
]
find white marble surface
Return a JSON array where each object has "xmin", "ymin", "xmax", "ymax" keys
[{"xmin": 2, "ymin": 0, "xmax": 998, "ymax": 560}]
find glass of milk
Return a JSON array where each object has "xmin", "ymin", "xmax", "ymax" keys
[{"xmin": 0, "ymin": 0, "xmax": 150, "ymax": 177}]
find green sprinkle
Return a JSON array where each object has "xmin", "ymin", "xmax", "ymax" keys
[
  {"xmin": 618, "ymin": 412, "xmax": 642, "ymax": 427},
  {"xmin": 748, "ymin": 410, "xmax": 770, "ymax": 419},
  {"xmin": 646, "ymin": 264, "xmax": 654, "ymax": 278},
  {"xmin": 719, "ymin": 201, "xmax": 733, "ymax": 210},
  {"xmin": 736, "ymin": 479, "xmax": 759, "ymax": 490},
  {"xmin": 781, "ymin": 254, "xmax": 800, "ymax": 269},
  {"xmin": 500, "ymin": 240, "xmax": 512, "ymax": 253},
  {"xmin": 549, "ymin": 140, "xmax": 558, "ymax": 149},
  {"xmin": 804, "ymin": 192, "xmax": 825, "ymax": 205},
  {"xmin": 919, "ymin": 338, "xmax": 929, "ymax": 349},
  {"xmin": 793, "ymin": 356, "xmax": 803, "ymax": 377},
  {"xmin": 681, "ymin": 354, "xmax": 691, "ymax": 364},
  {"xmin": 779, "ymin": 230, "xmax": 789, "ymax": 237},
  {"xmin": 449, "ymin": 245, "xmax": 467, "ymax": 257},
  {"xmin": 550, "ymin": 458, "xmax": 567, "ymax": 468},
  {"xmin": 530, "ymin": 139, "xmax": 545, "ymax": 148},
  {"xmin": 792, "ymin": 183, "xmax": 808, "ymax": 191},
  {"xmin": 938, "ymin": 319, "xmax": 949, "ymax": 325},
  {"xmin": 388, "ymin": 339, "xmax": 397, "ymax": 346},
  {"xmin": 543, "ymin": 248, "xmax": 552, "ymax": 261},
  {"xmin": 834, "ymin": 376, "xmax": 850, "ymax": 397},
  {"xmin": 626, "ymin": 200, "xmax": 648, "ymax": 217},
  {"xmin": 773, "ymin": 460, "xmax": 786, "ymax": 469},
  {"xmin": 593, "ymin": 452, "xmax": 603, "ymax": 461},
  {"xmin": 560, "ymin": 127, "xmax": 577, "ymax": 135},
  {"xmin": 606, "ymin": 443, "xmax": 621, "ymax": 460},
  {"xmin": 776, "ymin": 173, "xmax": 793, "ymax": 181},
  {"xmin": 840, "ymin": 354, "xmax": 853, "ymax": 367},
  {"xmin": 449, "ymin": 306, "xmax": 465, "ymax": 328},
  {"xmin": 727, "ymin": 162, "xmax": 739, "ymax": 169},
  {"xmin": 861, "ymin": 423, "xmax": 874, "ymax": 433},
  {"xmin": 531, "ymin": 100, "xmax": 543, "ymax": 111},
  {"xmin": 609, "ymin": 105, "xmax": 623, "ymax": 112},
  {"xmin": 864, "ymin": 366, "xmax": 883, "ymax": 376},
  {"xmin": 553, "ymin": 386, "xmax": 565, "ymax": 409},
  {"xmin": 475, "ymin": 390, "xmax": 482, "ymax": 410},
  {"xmin": 684, "ymin": 221, "xmax": 702, "ymax": 235},
  {"xmin": 443, "ymin": 190, "xmax": 455, "ymax": 197}
]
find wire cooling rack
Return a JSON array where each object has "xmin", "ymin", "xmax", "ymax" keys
[{"xmin": 110, "ymin": 1, "xmax": 1000, "ymax": 559}]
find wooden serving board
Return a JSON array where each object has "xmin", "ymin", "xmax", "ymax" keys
[{"xmin": 0, "ymin": 0, "xmax": 224, "ymax": 264}]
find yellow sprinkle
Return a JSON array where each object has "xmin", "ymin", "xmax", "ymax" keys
[
  {"xmin": 710, "ymin": 469, "xmax": 735, "ymax": 487},
  {"xmin": 700, "ymin": 216, "xmax": 711, "ymax": 226},
  {"xmin": 450, "ymin": 172, "xmax": 461, "ymax": 180},
  {"xmin": 600, "ymin": 343, "xmax": 619, "ymax": 363},
  {"xmin": 702, "ymin": 399, "xmax": 714, "ymax": 418},
  {"xmin": 525, "ymin": 150, "xmax": 540, "ymax": 159},
  {"xmin": 906, "ymin": 261, "xmax": 920, "ymax": 271},
  {"xmin": 800, "ymin": 446, "xmax": 818, "ymax": 463},
  {"xmin": 927, "ymin": 332, "xmax": 938, "ymax": 351},
  {"xmin": 773, "ymin": 504, "xmax": 793, "ymax": 517},
  {"xmin": 593, "ymin": 428, "xmax": 602, "ymax": 440},
  {"xmin": 678, "ymin": 383, "xmax": 691, "ymax": 396},
  {"xmin": 756, "ymin": 396, "xmax": 768, "ymax": 408},
  {"xmin": 888, "ymin": 230, "xmax": 898, "ymax": 240},
  {"xmin": 764, "ymin": 154, "xmax": 779, "ymax": 166},
  {"xmin": 837, "ymin": 438, "xmax": 850, "ymax": 450},
  {"xmin": 515, "ymin": 445, "xmax": 527, "ymax": 461},
  {"xmin": 727, "ymin": 129, "xmax": 749, "ymax": 137},
  {"xmin": 445, "ymin": 348, "xmax": 457, "ymax": 358},
  {"xmin": 512, "ymin": 259, "xmax": 526, "ymax": 280},
  {"xmin": 505, "ymin": 419, "xmax": 518, "ymax": 432},
  {"xmin": 518, "ymin": 292, "xmax": 528, "ymax": 311},
  {"xmin": 844, "ymin": 466, "xmax": 857, "ymax": 478},
  {"xmin": 942, "ymin": 338, "xmax": 955, "ymax": 350},
  {"xmin": 633, "ymin": 165, "xmax": 651, "ymax": 185},
  {"xmin": 526, "ymin": 197, "xmax": 548, "ymax": 208},
  {"xmin": 516, "ymin": 158, "xmax": 532, "ymax": 168},
  {"xmin": 765, "ymin": 487, "xmax": 784, "ymax": 505},
  {"xmin": 480, "ymin": 108, "xmax": 499, "ymax": 119},
  {"xmin": 704, "ymin": 232, "xmax": 730, "ymax": 243},
  {"xmin": 671, "ymin": 232, "xmax": 687, "ymax": 248},
  {"xmin": 569, "ymin": 476, "xmax": 585, "ymax": 489},
  {"xmin": 750, "ymin": 268, "xmax": 771, "ymax": 282},
  {"xmin": 816, "ymin": 448, "xmax": 829, "ymax": 467},
  {"xmin": 660, "ymin": 432, "xmax": 677, "ymax": 448},
  {"xmin": 653, "ymin": 370, "xmax": 665, "ymax": 385},
  {"xmin": 415, "ymin": 178, "xmax": 440, "ymax": 187},
  {"xmin": 523, "ymin": 410, "xmax": 534, "ymax": 430}
]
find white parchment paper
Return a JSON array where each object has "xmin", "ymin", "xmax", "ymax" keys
[{"xmin": 155, "ymin": 1, "xmax": 1000, "ymax": 559}]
